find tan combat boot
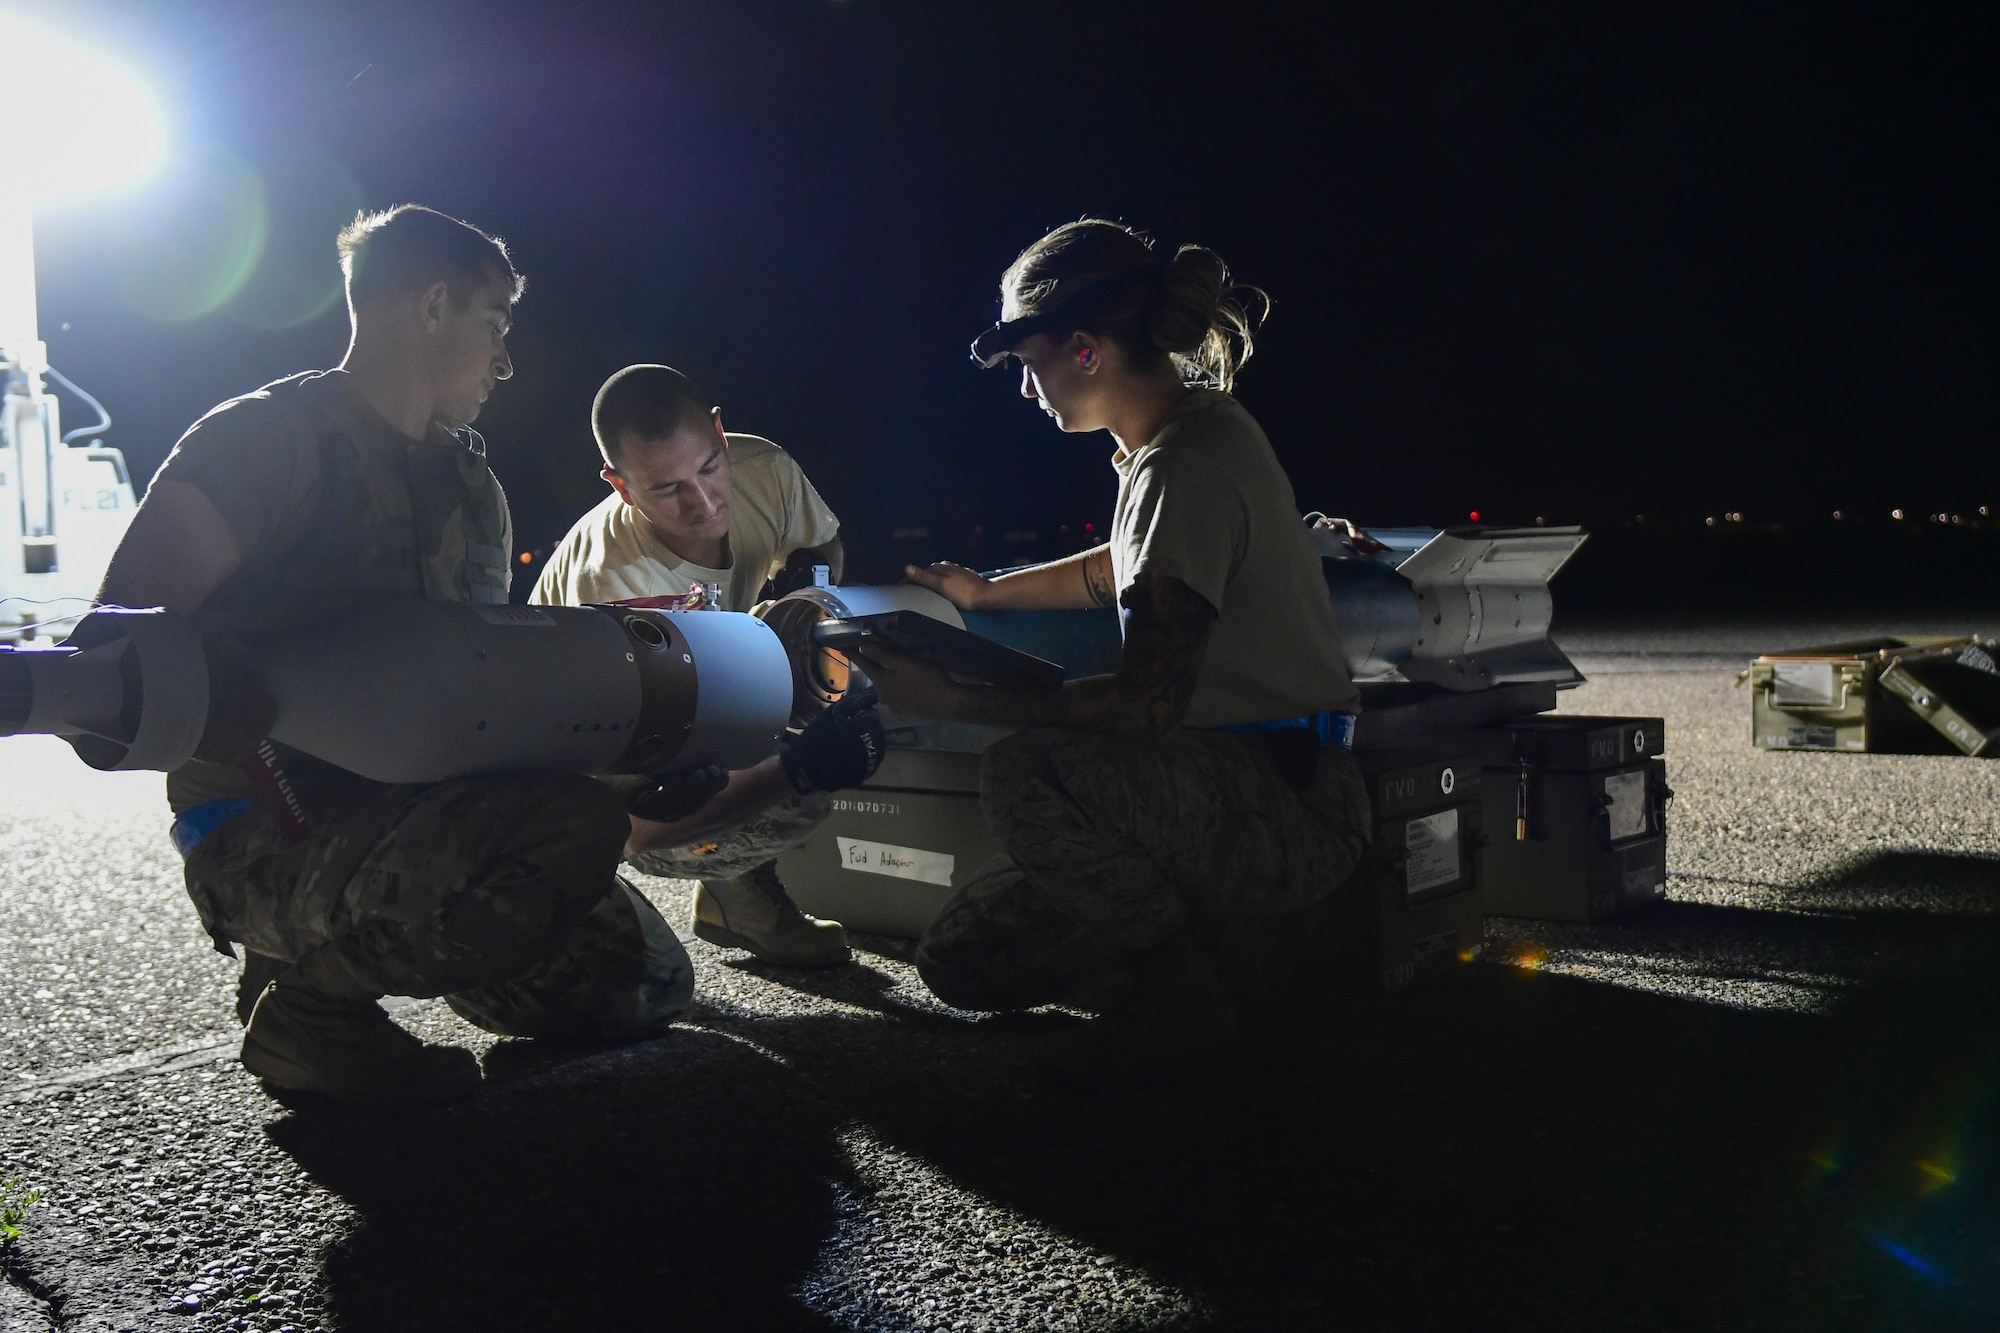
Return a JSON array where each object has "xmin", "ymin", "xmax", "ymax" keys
[
  {"xmin": 240, "ymin": 948, "xmax": 480, "ymax": 1107},
  {"xmin": 693, "ymin": 861, "xmax": 851, "ymax": 968},
  {"xmin": 234, "ymin": 950, "xmax": 287, "ymax": 1026}
]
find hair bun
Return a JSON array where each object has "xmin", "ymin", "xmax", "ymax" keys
[{"xmin": 1148, "ymin": 246, "xmax": 1228, "ymax": 356}]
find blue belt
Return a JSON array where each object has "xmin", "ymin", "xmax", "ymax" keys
[
  {"xmin": 1214, "ymin": 710, "xmax": 1356, "ymax": 751},
  {"xmin": 169, "ymin": 798, "xmax": 254, "ymax": 860}
]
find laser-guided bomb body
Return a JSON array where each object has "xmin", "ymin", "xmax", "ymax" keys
[
  {"xmin": 0, "ymin": 523, "xmax": 1584, "ymax": 775},
  {"xmin": 0, "ymin": 523, "xmax": 1664, "ymax": 989}
]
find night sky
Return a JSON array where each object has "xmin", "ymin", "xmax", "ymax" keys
[{"xmin": 23, "ymin": 1, "xmax": 1999, "ymax": 579}]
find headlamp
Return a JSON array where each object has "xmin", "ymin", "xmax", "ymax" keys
[{"xmin": 967, "ymin": 260, "xmax": 1170, "ymax": 369}]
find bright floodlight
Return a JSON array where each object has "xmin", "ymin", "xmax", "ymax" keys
[
  {"xmin": 0, "ymin": 18, "xmax": 164, "ymax": 199},
  {"xmin": 0, "ymin": 18, "xmax": 164, "ymax": 354}
]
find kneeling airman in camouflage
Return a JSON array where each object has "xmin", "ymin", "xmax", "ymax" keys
[
  {"xmin": 859, "ymin": 221, "xmax": 1372, "ymax": 1081},
  {"xmin": 533, "ymin": 364, "xmax": 854, "ymax": 968}
]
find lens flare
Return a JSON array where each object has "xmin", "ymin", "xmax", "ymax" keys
[
  {"xmin": 227, "ymin": 148, "xmax": 364, "ymax": 330},
  {"xmin": 1875, "ymin": 1236, "xmax": 1945, "ymax": 1283},
  {"xmin": 1914, "ymin": 1156, "xmax": 1957, "ymax": 1191},
  {"xmin": 116, "ymin": 146, "xmax": 270, "ymax": 322}
]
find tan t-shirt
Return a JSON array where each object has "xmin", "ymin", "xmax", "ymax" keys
[
  {"xmin": 1110, "ymin": 389, "xmax": 1359, "ymax": 727},
  {"xmin": 530, "ymin": 434, "xmax": 839, "ymax": 612}
]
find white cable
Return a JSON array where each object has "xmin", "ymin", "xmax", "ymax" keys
[{"xmin": 42, "ymin": 365, "xmax": 112, "ymax": 444}]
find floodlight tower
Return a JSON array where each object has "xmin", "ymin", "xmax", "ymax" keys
[{"xmin": 0, "ymin": 18, "xmax": 163, "ymax": 638}]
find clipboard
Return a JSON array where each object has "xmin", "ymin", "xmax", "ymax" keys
[{"xmin": 811, "ymin": 611, "xmax": 1066, "ymax": 692}]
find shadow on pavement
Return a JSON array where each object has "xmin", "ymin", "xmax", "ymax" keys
[
  {"xmin": 266, "ymin": 899, "xmax": 2000, "ymax": 1333},
  {"xmin": 266, "ymin": 1027, "xmax": 848, "ymax": 1331},
  {"xmin": 1801, "ymin": 848, "xmax": 2000, "ymax": 902}
]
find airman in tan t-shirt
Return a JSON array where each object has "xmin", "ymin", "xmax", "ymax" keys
[
  {"xmin": 1109, "ymin": 389, "xmax": 1360, "ymax": 726},
  {"xmin": 531, "ymin": 433, "xmax": 839, "ymax": 612}
]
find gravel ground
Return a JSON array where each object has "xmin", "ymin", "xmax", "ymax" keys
[{"xmin": 1, "ymin": 616, "xmax": 1996, "ymax": 1331}]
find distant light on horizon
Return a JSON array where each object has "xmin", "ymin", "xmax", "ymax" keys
[{"xmin": 0, "ymin": 18, "xmax": 164, "ymax": 200}]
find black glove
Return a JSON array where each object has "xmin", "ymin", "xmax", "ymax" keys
[
  {"xmin": 781, "ymin": 689, "xmax": 885, "ymax": 794},
  {"xmin": 192, "ymin": 637, "xmax": 281, "ymax": 766},
  {"xmin": 627, "ymin": 764, "xmax": 730, "ymax": 823},
  {"xmin": 764, "ymin": 549, "xmax": 833, "ymax": 600}
]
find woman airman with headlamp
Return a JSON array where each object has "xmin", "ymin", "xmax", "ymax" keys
[{"xmin": 853, "ymin": 218, "xmax": 1371, "ymax": 1083}]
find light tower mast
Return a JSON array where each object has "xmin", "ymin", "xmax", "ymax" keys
[{"xmin": 0, "ymin": 18, "xmax": 164, "ymax": 638}]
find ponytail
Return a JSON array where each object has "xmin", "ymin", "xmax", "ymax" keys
[{"xmin": 1147, "ymin": 244, "xmax": 1268, "ymax": 392}]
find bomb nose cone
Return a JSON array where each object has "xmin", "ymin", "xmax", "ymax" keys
[{"xmin": 0, "ymin": 607, "xmax": 208, "ymax": 771}]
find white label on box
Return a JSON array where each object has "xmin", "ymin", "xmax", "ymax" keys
[
  {"xmin": 835, "ymin": 836, "xmax": 955, "ymax": 887},
  {"xmin": 1404, "ymin": 809, "xmax": 1460, "ymax": 895},
  {"xmin": 1771, "ymin": 661, "xmax": 1837, "ymax": 706},
  {"xmin": 1604, "ymin": 769, "xmax": 1649, "ymax": 841}
]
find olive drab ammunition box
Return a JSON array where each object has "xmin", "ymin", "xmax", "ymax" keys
[
  {"xmin": 1876, "ymin": 641, "xmax": 2000, "ymax": 757},
  {"xmin": 1454, "ymin": 715, "xmax": 1670, "ymax": 921},
  {"xmin": 782, "ymin": 739, "xmax": 1493, "ymax": 1003},
  {"xmin": 1323, "ymin": 748, "xmax": 1486, "ymax": 992},
  {"xmin": 778, "ymin": 748, "xmax": 986, "ymax": 937},
  {"xmin": 1744, "ymin": 638, "xmax": 1976, "ymax": 754}
]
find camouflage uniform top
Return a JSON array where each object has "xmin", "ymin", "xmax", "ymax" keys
[{"xmin": 143, "ymin": 369, "xmax": 512, "ymax": 813}]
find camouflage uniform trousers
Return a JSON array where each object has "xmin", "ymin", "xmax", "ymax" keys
[
  {"xmin": 915, "ymin": 727, "xmax": 1373, "ymax": 1012},
  {"xmin": 183, "ymin": 771, "xmax": 694, "ymax": 1043},
  {"xmin": 619, "ymin": 786, "xmax": 832, "ymax": 884}
]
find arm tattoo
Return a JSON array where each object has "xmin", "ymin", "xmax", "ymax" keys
[
  {"xmin": 1115, "ymin": 572, "xmax": 1216, "ymax": 735},
  {"xmin": 1082, "ymin": 550, "xmax": 1117, "ymax": 608}
]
